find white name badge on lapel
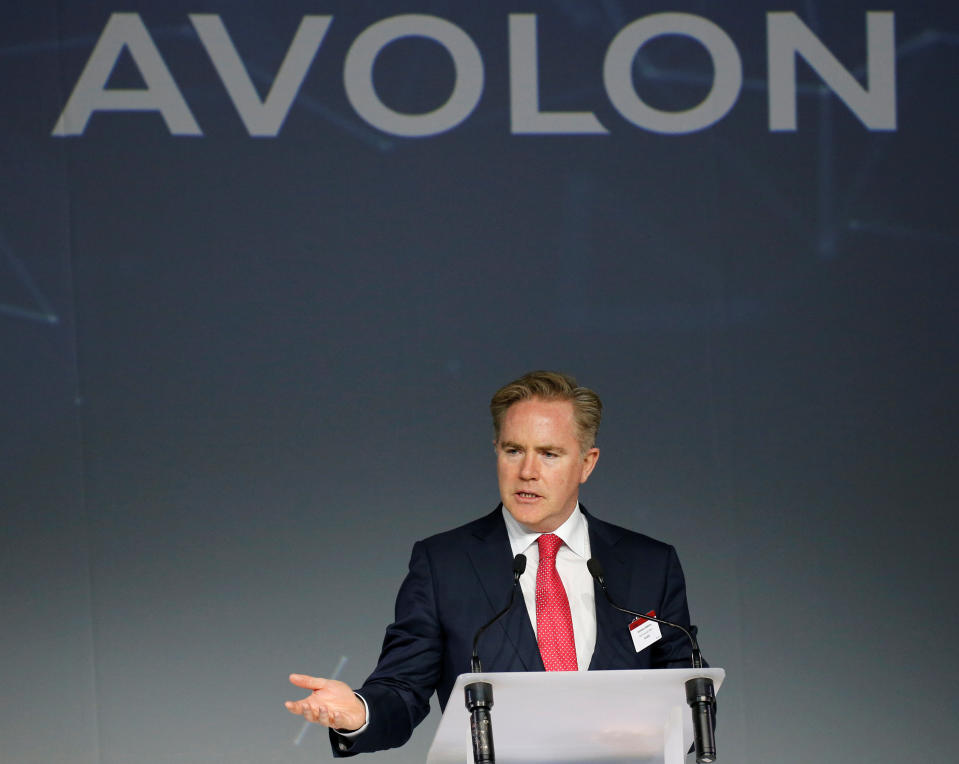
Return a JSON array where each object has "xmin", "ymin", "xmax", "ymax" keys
[{"xmin": 628, "ymin": 611, "xmax": 662, "ymax": 653}]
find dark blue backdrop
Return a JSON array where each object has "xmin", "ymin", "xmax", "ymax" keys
[{"xmin": 2, "ymin": 2, "xmax": 957, "ymax": 762}]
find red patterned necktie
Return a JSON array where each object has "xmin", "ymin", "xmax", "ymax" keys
[{"xmin": 535, "ymin": 533, "xmax": 578, "ymax": 671}]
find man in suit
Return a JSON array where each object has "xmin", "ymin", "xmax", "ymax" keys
[{"xmin": 285, "ymin": 371, "xmax": 698, "ymax": 755}]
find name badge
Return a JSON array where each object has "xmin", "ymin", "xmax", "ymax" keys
[{"xmin": 628, "ymin": 611, "xmax": 662, "ymax": 653}]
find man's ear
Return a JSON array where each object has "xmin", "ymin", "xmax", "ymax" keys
[{"xmin": 579, "ymin": 447, "xmax": 600, "ymax": 483}]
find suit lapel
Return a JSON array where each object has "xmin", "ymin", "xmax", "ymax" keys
[
  {"xmin": 465, "ymin": 506, "xmax": 542, "ymax": 672},
  {"xmin": 585, "ymin": 509, "xmax": 640, "ymax": 670}
]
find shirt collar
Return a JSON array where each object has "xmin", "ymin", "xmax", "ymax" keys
[{"xmin": 501, "ymin": 503, "xmax": 589, "ymax": 559}]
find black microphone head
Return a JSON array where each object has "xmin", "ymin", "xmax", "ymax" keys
[
  {"xmin": 513, "ymin": 554, "xmax": 527, "ymax": 577},
  {"xmin": 586, "ymin": 557, "xmax": 605, "ymax": 583}
]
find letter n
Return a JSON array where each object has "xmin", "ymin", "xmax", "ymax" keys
[{"xmin": 768, "ymin": 11, "xmax": 896, "ymax": 131}]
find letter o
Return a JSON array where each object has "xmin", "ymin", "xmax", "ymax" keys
[
  {"xmin": 344, "ymin": 15, "xmax": 484, "ymax": 137},
  {"xmin": 603, "ymin": 13, "xmax": 742, "ymax": 134}
]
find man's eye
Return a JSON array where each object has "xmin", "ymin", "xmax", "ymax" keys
[{"xmin": 543, "ymin": 452, "xmax": 557, "ymax": 459}]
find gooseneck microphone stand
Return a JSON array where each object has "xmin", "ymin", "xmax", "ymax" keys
[
  {"xmin": 464, "ymin": 554, "xmax": 526, "ymax": 764},
  {"xmin": 587, "ymin": 558, "xmax": 717, "ymax": 763}
]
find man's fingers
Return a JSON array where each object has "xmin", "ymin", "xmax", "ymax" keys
[
  {"xmin": 284, "ymin": 673, "xmax": 364, "ymax": 730},
  {"xmin": 286, "ymin": 698, "xmax": 318, "ymax": 713},
  {"xmin": 289, "ymin": 673, "xmax": 327, "ymax": 690},
  {"xmin": 284, "ymin": 696, "xmax": 336, "ymax": 725}
]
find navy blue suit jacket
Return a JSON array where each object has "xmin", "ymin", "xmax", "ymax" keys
[{"xmin": 332, "ymin": 505, "xmax": 696, "ymax": 755}]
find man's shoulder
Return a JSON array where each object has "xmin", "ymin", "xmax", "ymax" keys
[
  {"xmin": 400, "ymin": 507, "xmax": 508, "ymax": 576},
  {"xmin": 416, "ymin": 506, "xmax": 504, "ymax": 548},
  {"xmin": 583, "ymin": 507, "xmax": 677, "ymax": 555}
]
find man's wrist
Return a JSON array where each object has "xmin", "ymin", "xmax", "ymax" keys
[{"xmin": 334, "ymin": 692, "xmax": 369, "ymax": 738}]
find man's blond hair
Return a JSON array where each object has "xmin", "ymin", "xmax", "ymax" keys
[{"xmin": 490, "ymin": 370, "xmax": 602, "ymax": 453}]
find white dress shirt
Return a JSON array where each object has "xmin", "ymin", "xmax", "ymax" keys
[{"xmin": 501, "ymin": 503, "xmax": 597, "ymax": 671}]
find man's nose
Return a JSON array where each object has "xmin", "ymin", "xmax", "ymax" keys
[{"xmin": 519, "ymin": 452, "xmax": 538, "ymax": 479}]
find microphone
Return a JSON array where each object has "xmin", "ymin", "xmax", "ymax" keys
[
  {"xmin": 686, "ymin": 676, "xmax": 717, "ymax": 764},
  {"xmin": 464, "ymin": 682, "xmax": 494, "ymax": 764},
  {"xmin": 470, "ymin": 554, "xmax": 527, "ymax": 672},
  {"xmin": 586, "ymin": 558, "xmax": 703, "ymax": 666},
  {"xmin": 464, "ymin": 553, "xmax": 526, "ymax": 764},
  {"xmin": 587, "ymin": 557, "xmax": 717, "ymax": 764}
]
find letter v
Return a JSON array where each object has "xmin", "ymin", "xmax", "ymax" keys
[{"xmin": 191, "ymin": 14, "xmax": 332, "ymax": 137}]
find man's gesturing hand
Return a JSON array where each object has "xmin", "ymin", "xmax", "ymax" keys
[{"xmin": 285, "ymin": 674, "xmax": 367, "ymax": 732}]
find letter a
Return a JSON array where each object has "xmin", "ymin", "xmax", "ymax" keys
[{"xmin": 52, "ymin": 13, "xmax": 201, "ymax": 136}]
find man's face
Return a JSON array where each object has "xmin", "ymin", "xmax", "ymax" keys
[{"xmin": 496, "ymin": 397, "xmax": 600, "ymax": 533}]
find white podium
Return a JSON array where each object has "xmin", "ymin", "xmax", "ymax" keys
[{"xmin": 427, "ymin": 668, "xmax": 725, "ymax": 764}]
